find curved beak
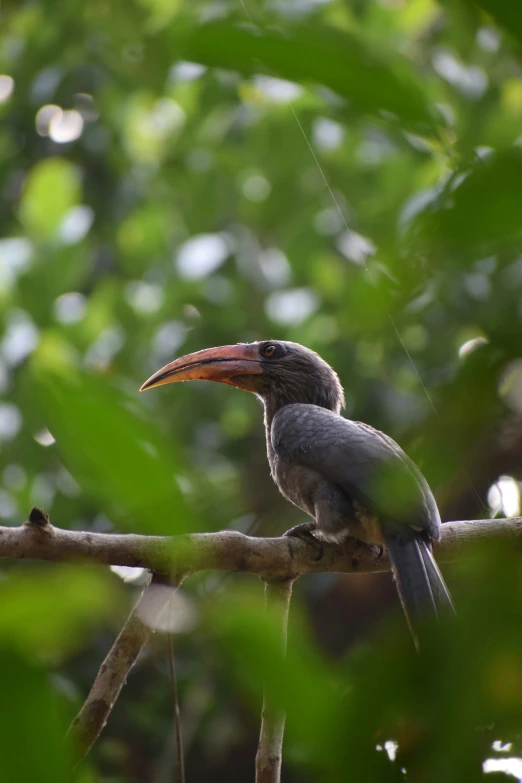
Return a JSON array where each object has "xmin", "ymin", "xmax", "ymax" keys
[{"xmin": 139, "ymin": 343, "xmax": 262, "ymax": 392}]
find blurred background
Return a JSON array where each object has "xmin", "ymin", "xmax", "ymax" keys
[{"xmin": 2, "ymin": 0, "xmax": 522, "ymax": 780}]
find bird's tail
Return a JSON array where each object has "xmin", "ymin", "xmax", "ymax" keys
[{"xmin": 384, "ymin": 534, "xmax": 455, "ymax": 642}]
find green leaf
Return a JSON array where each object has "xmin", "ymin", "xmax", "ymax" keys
[
  {"xmin": 468, "ymin": 0, "xmax": 522, "ymax": 47},
  {"xmin": 205, "ymin": 587, "xmax": 390, "ymax": 778},
  {"xmin": 0, "ymin": 567, "xmax": 120, "ymax": 657},
  {"xmin": 175, "ymin": 21, "xmax": 438, "ymax": 133},
  {"xmin": 18, "ymin": 158, "xmax": 81, "ymax": 241},
  {"xmin": 0, "ymin": 650, "xmax": 72, "ymax": 783},
  {"xmin": 408, "ymin": 148, "xmax": 522, "ymax": 259},
  {"xmin": 26, "ymin": 334, "xmax": 193, "ymax": 534}
]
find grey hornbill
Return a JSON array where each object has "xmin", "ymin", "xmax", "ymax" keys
[{"xmin": 140, "ymin": 340, "xmax": 454, "ymax": 638}]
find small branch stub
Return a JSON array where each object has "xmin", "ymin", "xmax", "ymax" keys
[{"xmin": 27, "ymin": 506, "xmax": 50, "ymax": 527}]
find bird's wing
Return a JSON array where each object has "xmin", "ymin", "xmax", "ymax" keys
[{"xmin": 271, "ymin": 403, "xmax": 440, "ymax": 540}]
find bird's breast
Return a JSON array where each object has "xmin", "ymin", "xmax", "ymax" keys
[
  {"xmin": 269, "ymin": 452, "xmax": 317, "ymax": 517},
  {"xmin": 270, "ymin": 452, "xmax": 384, "ymax": 543}
]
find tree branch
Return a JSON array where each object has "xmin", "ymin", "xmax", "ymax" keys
[
  {"xmin": 255, "ymin": 578, "xmax": 294, "ymax": 783},
  {"xmin": 68, "ymin": 576, "xmax": 154, "ymax": 757},
  {"xmin": 8, "ymin": 514, "xmax": 522, "ymax": 579},
  {"xmin": 22, "ymin": 511, "xmax": 519, "ymax": 762}
]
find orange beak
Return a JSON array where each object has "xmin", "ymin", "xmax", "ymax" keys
[{"xmin": 139, "ymin": 343, "xmax": 262, "ymax": 392}]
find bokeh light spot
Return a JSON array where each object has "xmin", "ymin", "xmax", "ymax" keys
[
  {"xmin": 125, "ymin": 281, "xmax": 164, "ymax": 314},
  {"xmin": 458, "ymin": 336, "xmax": 488, "ymax": 359},
  {"xmin": 241, "ymin": 174, "xmax": 271, "ymax": 202},
  {"xmin": 135, "ymin": 583, "xmax": 198, "ymax": 633},
  {"xmin": 336, "ymin": 231, "xmax": 376, "ymax": 265},
  {"xmin": 49, "ymin": 109, "xmax": 84, "ymax": 143},
  {"xmin": 0, "ymin": 404, "xmax": 22, "ymax": 442},
  {"xmin": 487, "ymin": 476, "xmax": 520, "ymax": 518},
  {"xmin": 35, "ymin": 104, "xmax": 61, "ymax": 136},
  {"xmin": 58, "ymin": 205, "xmax": 94, "ymax": 244},
  {"xmin": 34, "ymin": 429, "xmax": 56, "ymax": 447},
  {"xmin": 176, "ymin": 233, "xmax": 231, "ymax": 280},
  {"xmin": 253, "ymin": 76, "xmax": 303, "ymax": 103},
  {"xmin": 0, "ymin": 75, "xmax": 14, "ymax": 103},
  {"xmin": 54, "ymin": 293, "xmax": 87, "ymax": 325},
  {"xmin": 312, "ymin": 117, "xmax": 344, "ymax": 152},
  {"xmin": 265, "ymin": 288, "xmax": 319, "ymax": 326},
  {"xmin": 0, "ymin": 310, "xmax": 39, "ymax": 366}
]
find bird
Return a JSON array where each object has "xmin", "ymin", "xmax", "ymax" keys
[{"xmin": 140, "ymin": 340, "xmax": 454, "ymax": 641}]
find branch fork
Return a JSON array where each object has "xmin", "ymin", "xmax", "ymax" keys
[{"xmin": 8, "ymin": 509, "xmax": 522, "ymax": 775}]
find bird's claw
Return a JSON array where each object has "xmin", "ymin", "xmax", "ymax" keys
[{"xmin": 283, "ymin": 522, "xmax": 323, "ymax": 561}]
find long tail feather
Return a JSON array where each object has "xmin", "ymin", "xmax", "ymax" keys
[{"xmin": 384, "ymin": 534, "xmax": 454, "ymax": 642}]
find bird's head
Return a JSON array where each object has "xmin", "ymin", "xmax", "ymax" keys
[{"xmin": 140, "ymin": 340, "xmax": 345, "ymax": 414}]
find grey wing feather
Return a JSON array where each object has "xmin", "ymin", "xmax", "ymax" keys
[{"xmin": 271, "ymin": 403, "xmax": 440, "ymax": 539}]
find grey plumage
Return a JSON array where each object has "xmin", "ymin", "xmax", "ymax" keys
[
  {"xmin": 254, "ymin": 342, "xmax": 454, "ymax": 639},
  {"xmin": 142, "ymin": 338, "xmax": 454, "ymax": 640}
]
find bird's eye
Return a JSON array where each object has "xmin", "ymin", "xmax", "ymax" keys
[{"xmin": 261, "ymin": 343, "xmax": 278, "ymax": 358}]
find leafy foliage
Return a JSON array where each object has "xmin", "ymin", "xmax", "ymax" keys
[{"xmin": 2, "ymin": 0, "xmax": 522, "ymax": 780}]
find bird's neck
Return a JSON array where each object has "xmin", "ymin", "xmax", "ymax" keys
[
  {"xmin": 262, "ymin": 388, "xmax": 342, "ymax": 428},
  {"xmin": 263, "ymin": 398, "xmax": 277, "ymax": 438},
  {"xmin": 263, "ymin": 400, "xmax": 279, "ymax": 465},
  {"xmin": 261, "ymin": 394, "xmax": 296, "ymax": 432}
]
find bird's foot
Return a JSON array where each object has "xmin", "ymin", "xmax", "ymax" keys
[{"xmin": 283, "ymin": 522, "xmax": 323, "ymax": 561}]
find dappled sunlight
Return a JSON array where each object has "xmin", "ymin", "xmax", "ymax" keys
[
  {"xmin": 0, "ymin": 403, "xmax": 21, "ymax": 440},
  {"xmin": 241, "ymin": 172, "xmax": 272, "ymax": 202},
  {"xmin": 252, "ymin": 75, "xmax": 303, "ymax": 103},
  {"xmin": 53, "ymin": 293, "xmax": 87, "ymax": 324},
  {"xmin": 258, "ymin": 248, "xmax": 292, "ymax": 287},
  {"xmin": 458, "ymin": 336, "xmax": 489, "ymax": 359},
  {"xmin": 488, "ymin": 476, "xmax": 521, "ymax": 518},
  {"xmin": 57, "ymin": 205, "xmax": 94, "ymax": 245},
  {"xmin": 35, "ymin": 104, "xmax": 64, "ymax": 137},
  {"xmin": 169, "ymin": 61, "xmax": 206, "ymax": 83},
  {"xmin": 432, "ymin": 48, "xmax": 488, "ymax": 98},
  {"xmin": 0, "ymin": 490, "xmax": 17, "ymax": 519},
  {"xmin": 110, "ymin": 565, "xmax": 148, "ymax": 585},
  {"xmin": 175, "ymin": 233, "xmax": 232, "ymax": 280},
  {"xmin": 0, "ymin": 310, "xmax": 39, "ymax": 366},
  {"xmin": 151, "ymin": 320, "xmax": 187, "ymax": 361},
  {"xmin": 125, "ymin": 281, "xmax": 164, "ymax": 315},
  {"xmin": 336, "ymin": 230, "xmax": 376, "ymax": 266},
  {"xmin": 136, "ymin": 583, "xmax": 198, "ymax": 634},
  {"xmin": 3, "ymin": 0, "xmax": 522, "ymax": 779},
  {"xmin": 484, "ymin": 757, "xmax": 522, "ymax": 778},
  {"xmin": 265, "ymin": 288, "xmax": 319, "ymax": 326},
  {"xmin": 312, "ymin": 117, "xmax": 345, "ymax": 153},
  {"xmin": 84, "ymin": 326, "xmax": 125, "ymax": 370},
  {"xmin": 0, "ymin": 75, "xmax": 14, "ymax": 102},
  {"xmin": 33, "ymin": 428, "xmax": 55, "ymax": 447},
  {"xmin": 48, "ymin": 109, "xmax": 84, "ymax": 144},
  {"xmin": 2, "ymin": 465, "xmax": 27, "ymax": 493}
]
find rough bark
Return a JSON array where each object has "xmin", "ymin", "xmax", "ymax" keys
[
  {"xmin": 14, "ymin": 509, "xmax": 521, "ymax": 761},
  {"xmin": 68, "ymin": 577, "xmax": 153, "ymax": 757},
  {"xmin": 8, "ymin": 513, "xmax": 522, "ymax": 579}
]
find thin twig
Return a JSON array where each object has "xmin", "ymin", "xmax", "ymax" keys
[
  {"xmin": 255, "ymin": 578, "xmax": 295, "ymax": 783},
  {"xmin": 168, "ymin": 633, "xmax": 185, "ymax": 783},
  {"xmin": 68, "ymin": 575, "xmax": 154, "ymax": 758}
]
